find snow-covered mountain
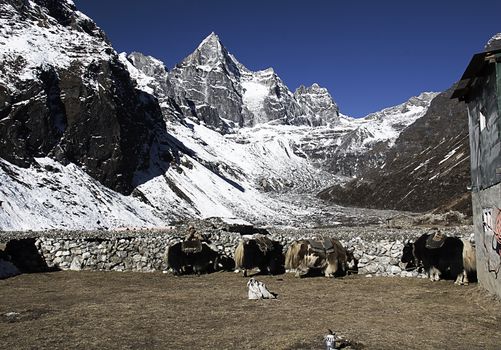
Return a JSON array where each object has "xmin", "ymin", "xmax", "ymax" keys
[
  {"xmin": 319, "ymin": 87, "xmax": 471, "ymax": 214},
  {"xmin": 0, "ymin": 0, "xmax": 449, "ymax": 231},
  {"xmin": 125, "ymin": 34, "xmax": 436, "ymax": 178},
  {"xmin": 167, "ymin": 32, "xmax": 340, "ymax": 129},
  {"xmin": 0, "ymin": 0, "xmax": 173, "ymax": 195},
  {"xmin": 294, "ymin": 92, "xmax": 437, "ymax": 176},
  {"xmin": 294, "ymin": 83, "xmax": 340, "ymax": 127}
]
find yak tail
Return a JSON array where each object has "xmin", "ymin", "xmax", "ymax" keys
[
  {"xmin": 285, "ymin": 241, "xmax": 303, "ymax": 269},
  {"xmin": 461, "ymin": 238, "xmax": 476, "ymax": 273},
  {"xmin": 234, "ymin": 241, "xmax": 245, "ymax": 269}
]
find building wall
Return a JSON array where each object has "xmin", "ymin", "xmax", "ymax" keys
[
  {"xmin": 466, "ymin": 59, "xmax": 501, "ymax": 298},
  {"xmin": 467, "ymin": 64, "xmax": 501, "ymax": 191},
  {"xmin": 472, "ymin": 185, "xmax": 501, "ymax": 298}
]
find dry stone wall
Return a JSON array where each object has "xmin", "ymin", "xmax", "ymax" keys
[{"xmin": 0, "ymin": 223, "xmax": 474, "ymax": 278}]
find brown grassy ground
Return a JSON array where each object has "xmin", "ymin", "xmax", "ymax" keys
[{"xmin": 0, "ymin": 271, "xmax": 500, "ymax": 350}]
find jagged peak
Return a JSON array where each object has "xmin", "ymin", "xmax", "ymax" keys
[
  {"xmin": 178, "ymin": 32, "xmax": 245, "ymax": 76},
  {"xmin": 197, "ymin": 32, "xmax": 221, "ymax": 49},
  {"xmin": 253, "ymin": 67, "xmax": 275, "ymax": 77},
  {"xmin": 362, "ymin": 91, "xmax": 438, "ymax": 121},
  {"xmin": 128, "ymin": 52, "xmax": 166, "ymax": 69},
  {"xmin": 193, "ymin": 32, "xmax": 226, "ymax": 59},
  {"xmin": 126, "ymin": 51, "xmax": 168, "ymax": 78},
  {"xmin": 294, "ymin": 83, "xmax": 333, "ymax": 98}
]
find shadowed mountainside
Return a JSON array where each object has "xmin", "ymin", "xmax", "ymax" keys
[{"xmin": 318, "ymin": 87, "xmax": 471, "ymax": 215}]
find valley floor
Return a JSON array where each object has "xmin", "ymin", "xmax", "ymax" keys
[{"xmin": 1, "ymin": 271, "xmax": 499, "ymax": 349}]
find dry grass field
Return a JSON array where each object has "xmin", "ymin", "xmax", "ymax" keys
[{"xmin": 1, "ymin": 271, "xmax": 500, "ymax": 349}]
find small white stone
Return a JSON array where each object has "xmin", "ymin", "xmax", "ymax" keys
[
  {"xmin": 70, "ymin": 257, "xmax": 82, "ymax": 271},
  {"xmin": 389, "ymin": 265, "xmax": 402, "ymax": 275}
]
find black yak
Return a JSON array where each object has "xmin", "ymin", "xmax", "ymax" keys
[
  {"xmin": 166, "ymin": 230, "xmax": 234, "ymax": 275},
  {"xmin": 401, "ymin": 232, "xmax": 476, "ymax": 285}
]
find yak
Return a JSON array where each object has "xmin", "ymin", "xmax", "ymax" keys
[
  {"xmin": 401, "ymin": 232, "xmax": 476, "ymax": 285},
  {"xmin": 234, "ymin": 234, "xmax": 285, "ymax": 277},
  {"xmin": 166, "ymin": 236, "xmax": 234, "ymax": 275},
  {"xmin": 285, "ymin": 237, "xmax": 348, "ymax": 278}
]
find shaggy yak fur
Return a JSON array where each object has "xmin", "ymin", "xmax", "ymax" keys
[
  {"xmin": 285, "ymin": 238, "xmax": 348, "ymax": 278},
  {"xmin": 234, "ymin": 235, "xmax": 285, "ymax": 277},
  {"xmin": 401, "ymin": 233, "xmax": 476, "ymax": 285},
  {"xmin": 166, "ymin": 241, "xmax": 234, "ymax": 275}
]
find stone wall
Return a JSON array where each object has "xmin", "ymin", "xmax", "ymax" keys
[
  {"xmin": 0, "ymin": 223, "xmax": 474, "ymax": 279},
  {"xmin": 33, "ymin": 234, "xmax": 412, "ymax": 276}
]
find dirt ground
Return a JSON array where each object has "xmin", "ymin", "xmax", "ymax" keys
[{"xmin": 1, "ymin": 271, "xmax": 500, "ymax": 350}]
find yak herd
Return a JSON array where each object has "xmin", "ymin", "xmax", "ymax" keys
[{"xmin": 166, "ymin": 228, "xmax": 477, "ymax": 284}]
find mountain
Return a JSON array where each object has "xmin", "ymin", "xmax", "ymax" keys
[
  {"xmin": 293, "ymin": 84, "xmax": 340, "ymax": 126},
  {"xmin": 0, "ymin": 0, "xmax": 174, "ymax": 195},
  {"xmin": 0, "ymin": 1, "xmax": 466, "ymax": 230},
  {"xmin": 166, "ymin": 32, "xmax": 339, "ymax": 130},
  {"xmin": 318, "ymin": 87, "xmax": 471, "ymax": 214},
  {"xmin": 295, "ymin": 92, "xmax": 437, "ymax": 177},
  {"xmin": 0, "ymin": 2, "xmax": 339, "ymax": 230}
]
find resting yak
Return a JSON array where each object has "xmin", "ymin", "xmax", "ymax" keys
[
  {"xmin": 285, "ymin": 237, "xmax": 348, "ymax": 278},
  {"xmin": 166, "ymin": 234, "xmax": 234, "ymax": 275},
  {"xmin": 234, "ymin": 234, "xmax": 285, "ymax": 277},
  {"xmin": 401, "ymin": 231, "xmax": 476, "ymax": 285}
]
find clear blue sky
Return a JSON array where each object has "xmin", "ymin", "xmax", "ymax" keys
[{"xmin": 75, "ymin": 0, "xmax": 501, "ymax": 117}]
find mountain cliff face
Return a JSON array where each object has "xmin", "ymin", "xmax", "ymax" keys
[
  {"xmin": 318, "ymin": 87, "xmax": 471, "ymax": 214},
  {"xmin": 0, "ymin": 0, "xmax": 173, "ymax": 195},
  {"xmin": 294, "ymin": 83, "xmax": 339, "ymax": 126},
  {"xmin": 0, "ymin": 0, "xmax": 471, "ymax": 230}
]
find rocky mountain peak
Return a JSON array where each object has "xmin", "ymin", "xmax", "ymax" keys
[
  {"xmin": 485, "ymin": 33, "xmax": 501, "ymax": 51},
  {"xmin": 363, "ymin": 92, "xmax": 438, "ymax": 123},
  {"xmin": 294, "ymin": 83, "xmax": 339, "ymax": 126},
  {"xmin": 179, "ymin": 32, "xmax": 242, "ymax": 76},
  {"xmin": 128, "ymin": 52, "xmax": 168, "ymax": 78},
  {"xmin": 119, "ymin": 52, "xmax": 171, "ymax": 100},
  {"xmin": 166, "ymin": 32, "xmax": 345, "ymax": 129},
  {"xmin": 198, "ymin": 32, "xmax": 221, "ymax": 50}
]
